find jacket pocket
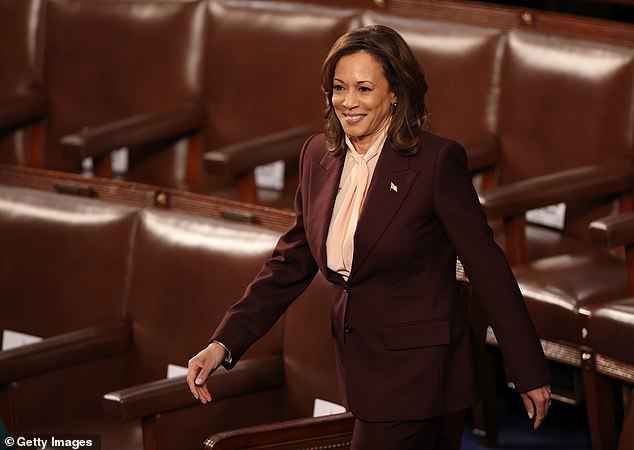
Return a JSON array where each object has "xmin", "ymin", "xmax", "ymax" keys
[{"xmin": 384, "ymin": 318, "xmax": 450, "ymax": 350}]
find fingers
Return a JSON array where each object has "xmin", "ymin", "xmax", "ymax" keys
[
  {"xmin": 186, "ymin": 357, "xmax": 203, "ymax": 401},
  {"xmin": 521, "ymin": 393, "xmax": 536, "ymax": 420},
  {"xmin": 187, "ymin": 344, "xmax": 227, "ymax": 404},
  {"xmin": 521, "ymin": 385, "xmax": 552, "ymax": 430},
  {"xmin": 186, "ymin": 353, "xmax": 215, "ymax": 404}
]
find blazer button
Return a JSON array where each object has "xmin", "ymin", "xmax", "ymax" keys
[{"xmin": 344, "ymin": 324, "xmax": 353, "ymax": 334}]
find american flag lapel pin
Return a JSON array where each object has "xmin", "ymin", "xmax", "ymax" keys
[{"xmin": 390, "ymin": 182, "xmax": 398, "ymax": 193}]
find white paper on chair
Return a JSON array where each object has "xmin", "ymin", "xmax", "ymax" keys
[
  {"xmin": 167, "ymin": 364, "xmax": 189, "ymax": 379},
  {"xmin": 255, "ymin": 160, "xmax": 285, "ymax": 191},
  {"xmin": 526, "ymin": 203, "xmax": 566, "ymax": 230},
  {"xmin": 2, "ymin": 329, "xmax": 43, "ymax": 351},
  {"xmin": 313, "ymin": 398, "xmax": 346, "ymax": 417},
  {"xmin": 111, "ymin": 147, "xmax": 129, "ymax": 174}
]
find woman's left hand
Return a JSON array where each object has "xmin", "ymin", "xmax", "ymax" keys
[{"xmin": 521, "ymin": 384, "xmax": 551, "ymax": 430}]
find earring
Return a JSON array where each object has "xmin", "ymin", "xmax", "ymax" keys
[{"xmin": 392, "ymin": 102, "xmax": 397, "ymax": 108}]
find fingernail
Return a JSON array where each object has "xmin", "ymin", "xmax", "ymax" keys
[
  {"xmin": 195, "ymin": 377, "xmax": 203, "ymax": 385},
  {"xmin": 528, "ymin": 412, "xmax": 533, "ymax": 419},
  {"xmin": 194, "ymin": 394, "xmax": 199, "ymax": 400}
]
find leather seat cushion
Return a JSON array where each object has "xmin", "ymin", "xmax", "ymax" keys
[
  {"xmin": 514, "ymin": 250, "xmax": 628, "ymax": 344},
  {"xmin": 587, "ymin": 298, "xmax": 634, "ymax": 364}
]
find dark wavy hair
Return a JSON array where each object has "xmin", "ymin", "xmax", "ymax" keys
[{"xmin": 320, "ymin": 25, "xmax": 430, "ymax": 156}]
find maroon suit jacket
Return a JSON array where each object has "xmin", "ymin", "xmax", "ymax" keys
[{"xmin": 212, "ymin": 131, "xmax": 550, "ymax": 421}]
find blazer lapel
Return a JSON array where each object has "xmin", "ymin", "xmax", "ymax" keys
[
  {"xmin": 349, "ymin": 144, "xmax": 420, "ymax": 279},
  {"xmin": 307, "ymin": 149, "xmax": 344, "ymax": 275}
]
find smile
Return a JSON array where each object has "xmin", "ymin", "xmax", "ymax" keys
[{"xmin": 343, "ymin": 113, "xmax": 366, "ymax": 124}]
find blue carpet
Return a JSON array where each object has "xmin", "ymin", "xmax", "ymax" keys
[{"xmin": 462, "ymin": 399, "xmax": 592, "ymax": 450}]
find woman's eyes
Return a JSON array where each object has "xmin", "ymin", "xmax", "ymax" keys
[{"xmin": 332, "ymin": 85, "xmax": 372, "ymax": 93}]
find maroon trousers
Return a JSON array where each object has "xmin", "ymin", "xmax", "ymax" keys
[{"xmin": 350, "ymin": 411, "xmax": 464, "ymax": 450}]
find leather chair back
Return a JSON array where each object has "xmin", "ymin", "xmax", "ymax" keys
[
  {"xmin": 0, "ymin": 185, "xmax": 138, "ymax": 339},
  {"xmin": 498, "ymin": 29, "xmax": 634, "ymax": 241},
  {"xmin": 44, "ymin": 0, "xmax": 205, "ymax": 183},
  {"xmin": 123, "ymin": 208, "xmax": 284, "ymax": 385},
  {"xmin": 0, "ymin": 0, "xmax": 44, "ymax": 164},
  {"xmin": 204, "ymin": 0, "xmax": 358, "ymax": 150},
  {"xmin": 0, "ymin": 186, "xmax": 138, "ymax": 429}
]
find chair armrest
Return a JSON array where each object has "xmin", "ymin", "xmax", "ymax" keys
[
  {"xmin": 204, "ymin": 126, "xmax": 315, "ymax": 178},
  {"xmin": 60, "ymin": 101, "xmax": 204, "ymax": 160},
  {"xmin": 589, "ymin": 212, "xmax": 634, "ymax": 248},
  {"xmin": 103, "ymin": 355, "xmax": 283, "ymax": 421},
  {"xmin": 0, "ymin": 321, "xmax": 130, "ymax": 383},
  {"xmin": 0, "ymin": 92, "xmax": 45, "ymax": 132},
  {"xmin": 203, "ymin": 412, "xmax": 354, "ymax": 449},
  {"xmin": 480, "ymin": 164, "xmax": 634, "ymax": 219},
  {"xmin": 464, "ymin": 135, "xmax": 500, "ymax": 173}
]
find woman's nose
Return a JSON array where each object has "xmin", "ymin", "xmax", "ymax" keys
[{"xmin": 342, "ymin": 90, "xmax": 357, "ymax": 109}]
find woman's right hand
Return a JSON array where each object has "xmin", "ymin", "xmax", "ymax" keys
[{"xmin": 186, "ymin": 342, "xmax": 227, "ymax": 404}]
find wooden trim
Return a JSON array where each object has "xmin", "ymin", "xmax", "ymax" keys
[
  {"xmin": 186, "ymin": 132, "xmax": 203, "ymax": 190},
  {"xmin": 236, "ymin": 172, "xmax": 257, "ymax": 205},
  {"xmin": 388, "ymin": 0, "xmax": 634, "ymax": 45},
  {"xmin": 142, "ymin": 415, "xmax": 160, "ymax": 450},
  {"xmin": 583, "ymin": 369, "xmax": 617, "ymax": 450},
  {"xmin": 479, "ymin": 167, "xmax": 498, "ymax": 192},
  {"xmin": 0, "ymin": 164, "xmax": 295, "ymax": 232},
  {"xmin": 595, "ymin": 354, "xmax": 634, "ymax": 383},
  {"xmin": 93, "ymin": 155, "xmax": 113, "ymax": 178},
  {"xmin": 28, "ymin": 121, "xmax": 44, "ymax": 169},
  {"xmin": 503, "ymin": 215, "xmax": 527, "ymax": 266}
]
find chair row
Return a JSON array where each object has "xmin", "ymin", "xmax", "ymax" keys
[
  {"xmin": 0, "ymin": 170, "xmax": 343, "ymax": 450},
  {"xmin": 0, "ymin": 164, "xmax": 482, "ymax": 449},
  {"xmin": 2, "ymin": 0, "xmax": 634, "ymax": 212}
]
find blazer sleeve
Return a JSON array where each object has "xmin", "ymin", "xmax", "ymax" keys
[
  {"xmin": 210, "ymin": 136, "xmax": 320, "ymax": 369},
  {"xmin": 433, "ymin": 139, "xmax": 551, "ymax": 393}
]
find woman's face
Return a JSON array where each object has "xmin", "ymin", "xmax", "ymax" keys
[{"xmin": 332, "ymin": 51, "xmax": 396, "ymax": 150}]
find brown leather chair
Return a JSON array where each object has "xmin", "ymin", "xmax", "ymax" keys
[
  {"xmin": 43, "ymin": 0, "xmax": 206, "ymax": 189},
  {"xmin": 58, "ymin": 0, "xmax": 357, "ymax": 208},
  {"xmin": 200, "ymin": 0, "xmax": 358, "ymax": 208},
  {"xmin": 475, "ymin": 25, "xmax": 634, "ymax": 418},
  {"xmin": 97, "ymin": 207, "xmax": 286, "ymax": 450},
  {"xmin": 487, "ymin": 28, "xmax": 634, "ymax": 263},
  {"xmin": 572, "ymin": 213, "xmax": 634, "ymax": 450},
  {"xmin": 0, "ymin": 0, "xmax": 45, "ymax": 166},
  {"xmin": 0, "ymin": 185, "xmax": 138, "ymax": 432},
  {"xmin": 100, "ymin": 209, "xmax": 339, "ymax": 450}
]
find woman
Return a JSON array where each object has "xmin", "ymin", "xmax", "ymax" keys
[{"xmin": 187, "ymin": 25, "xmax": 551, "ymax": 449}]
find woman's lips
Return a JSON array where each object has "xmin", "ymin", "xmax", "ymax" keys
[{"xmin": 344, "ymin": 113, "xmax": 366, "ymax": 125}]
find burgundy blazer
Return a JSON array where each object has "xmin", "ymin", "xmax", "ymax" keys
[{"xmin": 212, "ymin": 131, "xmax": 550, "ymax": 422}]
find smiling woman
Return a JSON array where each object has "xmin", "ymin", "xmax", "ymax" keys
[
  {"xmin": 320, "ymin": 25, "xmax": 429, "ymax": 157},
  {"xmin": 331, "ymin": 52, "xmax": 396, "ymax": 154},
  {"xmin": 187, "ymin": 25, "xmax": 552, "ymax": 450}
]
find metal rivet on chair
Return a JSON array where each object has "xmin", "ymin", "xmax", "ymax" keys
[
  {"xmin": 155, "ymin": 191, "xmax": 169, "ymax": 207},
  {"xmin": 520, "ymin": 11, "xmax": 534, "ymax": 26}
]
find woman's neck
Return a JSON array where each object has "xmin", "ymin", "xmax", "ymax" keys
[{"xmin": 350, "ymin": 121, "xmax": 390, "ymax": 155}]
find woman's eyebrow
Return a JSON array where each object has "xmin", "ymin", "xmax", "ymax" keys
[{"xmin": 333, "ymin": 78, "xmax": 376, "ymax": 86}]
